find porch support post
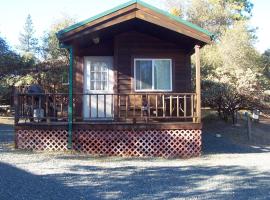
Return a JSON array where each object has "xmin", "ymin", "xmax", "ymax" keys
[
  {"xmin": 68, "ymin": 47, "xmax": 73, "ymax": 149},
  {"xmin": 195, "ymin": 45, "xmax": 201, "ymax": 123},
  {"xmin": 60, "ymin": 44, "xmax": 73, "ymax": 149}
]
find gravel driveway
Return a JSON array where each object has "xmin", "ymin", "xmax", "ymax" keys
[{"xmin": 0, "ymin": 120, "xmax": 270, "ymax": 200}]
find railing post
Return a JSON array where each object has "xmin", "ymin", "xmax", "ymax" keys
[
  {"xmin": 46, "ymin": 95, "xmax": 49, "ymax": 123},
  {"xmin": 195, "ymin": 45, "xmax": 201, "ymax": 123},
  {"xmin": 14, "ymin": 89, "xmax": 19, "ymax": 125}
]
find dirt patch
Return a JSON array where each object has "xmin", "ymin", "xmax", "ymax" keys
[
  {"xmin": 203, "ymin": 115, "xmax": 270, "ymax": 152},
  {"xmin": 0, "ymin": 117, "xmax": 14, "ymax": 126}
]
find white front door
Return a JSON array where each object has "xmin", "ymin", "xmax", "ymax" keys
[{"xmin": 83, "ymin": 56, "xmax": 114, "ymax": 120}]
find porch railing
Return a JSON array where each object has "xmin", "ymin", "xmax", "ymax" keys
[{"xmin": 14, "ymin": 93, "xmax": 199, "ymax": 124}]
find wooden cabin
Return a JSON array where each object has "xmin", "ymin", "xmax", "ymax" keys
[{"xmin": 14, "ymin": 0, "xmax": 213, "ymax": 158}]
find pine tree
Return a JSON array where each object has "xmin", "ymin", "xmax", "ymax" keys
[{"xmin": 19, "ymin": 14, "xmax": 38, "ymax": 54}]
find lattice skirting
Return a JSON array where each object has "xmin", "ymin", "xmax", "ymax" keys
[
  {"xmin": 16, "ymin": 129, "xmax": 69, "ymax": 151},
  {"xmin": 16, "ymin": 129, "xmax": 201, "ymax": 158}
]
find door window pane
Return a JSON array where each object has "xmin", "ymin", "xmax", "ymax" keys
[
  {"xmin": 101, "ymin": 72, "xmax": 107, "ymax": 81},
  {"xmin": 90, "ymin": 62, "xmax": 108, "ymax": 91},
  {"xmin": 101, "ymin": 81, "xmax": 107, "ymax": 90},
  {"xmin": 90, "ymin": 81, "xmax": 95, "ymax": 90},
  {"xmin": 96, "ymin": 72, "xmax": 101, "ymax": 81},
  {"xmin": 96, "ymin": 81, "xmax": 101, "ymax": 90}
]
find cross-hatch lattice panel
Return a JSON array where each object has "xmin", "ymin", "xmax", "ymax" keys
[
  {"xmin": 16, "ymin": 129, "xmax": 201, "ymax": 158},
  {"xmin": 73, "ymin": 129, "xmax": 201, "ymax": 158},
  {"xmin": 16, "ymin": 129, "xmax": 68, "ymax": 151}
]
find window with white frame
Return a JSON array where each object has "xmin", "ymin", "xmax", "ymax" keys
[{"xmin": 134, "ymin": 59, "xmax": 172, "ymax": 91}]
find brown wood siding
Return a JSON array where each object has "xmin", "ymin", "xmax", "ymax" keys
[
  {"xmin": 72, "ymin": 31, "xmax": 192, "ymax": 119},
  {"xmin": 115, "ymin": 31, "xmax": 191, "ymax": 94},
  {"xmin": 75, "ymin": 39, "xmax": 114, "ymax": 57},
  {"xmin": 73, "ymin": 55, "xmax": 83, "ymax": 118}
]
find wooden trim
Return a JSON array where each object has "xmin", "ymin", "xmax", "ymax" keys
[
  {"xmin": 74, "ymin": 122, "xmax": 202, "ymax": 130},
  {"xmin": 15, "ymin": 124, "xmax": 68, "ymax": 131},
  {"xmin": 61, "ymin": 12, "xmax": 137, "ymax": 42},
  {"xmin": 136, "ymin": 5, "xmax": 211, "ymax": 43},
  {"xmin": 60, "ymin": 5, "xmax": 138, "ymax": 40},
  {"xmin": 136, "ymin": 10, "xmax": 210, "ymax": 44},
  {"xmin": 60, "ymin": 3, "xmax": 211, "ymax": 44},
  {"xmin": 15, "ymin": 122, "xmax": 202, "ymax": 130},
  {"xmin": 195, "ymin": 45, "xmax": 201, "ymax": 123}
]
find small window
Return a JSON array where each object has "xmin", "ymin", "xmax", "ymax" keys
[{"xmin": 134, "ymin": 59, "xmax": 172, "ymax": 91}]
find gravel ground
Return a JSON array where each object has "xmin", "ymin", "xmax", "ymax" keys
[{"xmin": 0, "ymin": 119, "xmax": 270, "ymax": 200}]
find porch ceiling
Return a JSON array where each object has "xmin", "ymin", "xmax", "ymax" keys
[
  {"xmin": 57, "ymin": 0, "xmax": 213, "ymax": 48},
  {"xmin": 66, "ymin": 19, "xmax": 207, "ymax": 51}
]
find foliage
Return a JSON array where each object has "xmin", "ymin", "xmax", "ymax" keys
[
  {"xmin": 202, "ymin": 81, "xmax": 245, "ymax": 123},
  {"xmin": 166, "ymin": 0, "xmax": 268, "ymax": 123},
  {"xmin": 18, "ymin": 14, "xmax": 38, "ymax": 56},
  {"xmin": 37, "ymin": 17, "xmax": 76, "ymax": 93},
  {"xmin": 261, "ymin": 49, "xmax": 270, "ymax": 102},
  {"xmin": 200, "ymin": 21, "xmax": 265, "ymax": 122},
  {"xmin": 37, "ymin": 61, "xmax": 69, "ymax": 93},
  {"xmin": 0, "ymin": 16, "xmax": 75, "ymax": 104},
  {"xmin": 0, "ymin": 34, "xmax": 38, "ymax": 104},
  {"xmin": 41, "ymin": 17, "xmax": 75, "ymax": 62},
  {"xmin": 166, "ymin": 0, "xmax": 253, "ymax": 36},
  {"xmin": 0, "ymin": 36, "xmax": 23, "ymax": 78}
]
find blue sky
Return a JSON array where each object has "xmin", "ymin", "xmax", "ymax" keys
[{"xmin": 0, "ymin": 0, "xmax": 269, "ymax": 53}]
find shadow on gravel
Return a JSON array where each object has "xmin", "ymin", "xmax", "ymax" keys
[
  {"xmin": 0, "ymin": 162, "xmax": 95, "ymax": 200},
  {"xmin": 202, "ymin": 118, "xmax": 270, "ymax": 155},
  {"xmin": 0, "ymin": 118, "xmax": 14, "ymax": 144},
  {"xmin": 1, "ymin": 161, "xmax": 269, "ymax": 200},
  {"xmin": 202, "ymin": 131, "xmax": 270, "ymax": 154}
]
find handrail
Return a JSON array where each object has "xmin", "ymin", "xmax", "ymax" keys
[
  {"xmin": 15, "ymin": 92, "xmax": 198, "ymax": 124},
  {"xmin": 17, "ymin": 92, "xmax": 196, "ymax": 95}
]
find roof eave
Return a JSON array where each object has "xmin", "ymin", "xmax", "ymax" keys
[{"xmin": 57, "ymin": 0, "xmax": 214, "ymax": 43}]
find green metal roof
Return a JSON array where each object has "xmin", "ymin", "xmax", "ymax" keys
[{"xmin": 57, "ymin": 0, "xmax": 213, "ymax": 38}]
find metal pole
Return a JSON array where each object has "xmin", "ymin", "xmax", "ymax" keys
[{"xmin": 68, "ymin": 47, "xmax": 73, "ymax": 149}]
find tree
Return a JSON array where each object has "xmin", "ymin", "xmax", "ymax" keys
[
  {"xmin": 165, "ymin": 0, "xmax": 253, "ymax": 35},
  {"xmin": 19, "ymin": 14, "xmax": 38, "ymax": 55},
  {"xmin": 166, "ymin": 0, "xmax": 267, "ymax": 123},
  {"xmin": 41, "ymin": 17, "xmax": 76, "ymax": 62},
  {"xmin": 0, "ymin": 35, "xmax": 26, "ymax": 104},
  {"xmin": 200, "ymin": 21, "xmax": 264, "ymax": 123},
  {"xmin": 37, "ymin": 16, "xmax": 76, "ymax": 92},
  {"xmin": 261, "ymin": 49, "xmax": 270, "ymax": 90},
  {"xmin": 0, "ymin": 36, "xmax": 22, "ymax": 78}
]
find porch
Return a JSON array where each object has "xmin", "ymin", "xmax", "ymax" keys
[{"xmin": 14, "ymin": 92, "xmax": 201, "ymax": 129}]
